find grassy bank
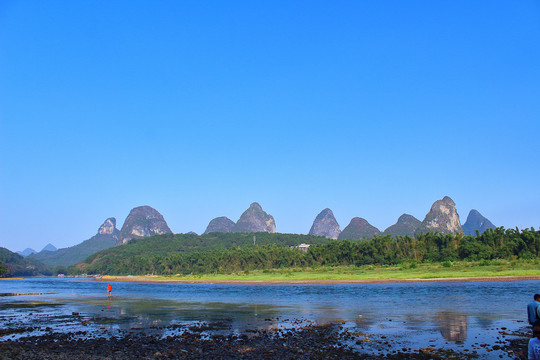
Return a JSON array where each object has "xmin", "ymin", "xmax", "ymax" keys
[{"xmin": 99, "ymin": 259, "xmax": 540, "ymax": 283}]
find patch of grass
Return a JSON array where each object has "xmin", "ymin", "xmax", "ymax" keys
[{"xmin": 141, "ymin": 259, "xmax": 540, "ymax": 282}]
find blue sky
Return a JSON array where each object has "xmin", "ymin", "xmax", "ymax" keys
[{"xmin": 1, "ymin": 1, "xmax": 539, "ymax": 252}]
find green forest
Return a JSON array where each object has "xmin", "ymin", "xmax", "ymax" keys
[
  {"xmin": 72, "ymin": 227, "xmax": 540, "ymax": 276},
  {"xmin": 0, "ymin": 263, "xmax": 6, "ymax": 276},
  {"xmin": 0, "ymin": 247, "xmax": 52, "ymax": 277}
]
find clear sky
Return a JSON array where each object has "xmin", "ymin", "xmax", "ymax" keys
[{"xmin": 1, "ymin": 1, "xmax": 539, "ymax": 252}]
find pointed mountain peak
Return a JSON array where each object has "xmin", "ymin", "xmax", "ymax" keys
[
  {"xmin": 233, "ymin": 202, "xmax": 276, "ymax": 233},
  {"xmin": 462, "ymin": 209, "xmax": 496, "ymax": 236},
  {"xmin": 419, "ymin": 196, "xmax": 463, "ymax": 234},
  {"xmin": 309, "ymin": 208, "xmax": 340, "ymax": 239},
  {"xmin": 41, "ymin": 243, "xmax": 57, "ymax": 252},
  {"xmin": 441, "ymin": 196, "xmax": 454, "ymax": 204},
  {"xmin": 98, "ymin": 217, "xmax": 118, "ymax": 235},
  {"xmin": 318, "ymin": 208, "xmax": 334, "ymax": 217}
]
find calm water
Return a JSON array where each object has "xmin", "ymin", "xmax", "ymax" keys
[{"xmin": 1, "ymin": 277, "xmax": 538, "ymax": 357}]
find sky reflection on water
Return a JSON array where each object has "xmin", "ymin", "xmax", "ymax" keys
[{"xmin": 1, "ymin": 278, "xmax": 537, "ymax": 357}]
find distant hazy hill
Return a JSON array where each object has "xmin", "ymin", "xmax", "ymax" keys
[
  {"xmin": 204, "ymin": 216, "xmax": 235, "ymax": 234},
  {"xmin": 30, "ymin": 218, "xmax": 119, "ymax": 267},
  {"xmin": 41, "ymin": 243, "xmax": 57, "ymax": 252},
  {"xmin": 18, "ymin": 248, "xmax": 37, "ymax": 257},
  {"xmin": 338, "ymin": 217, "xmax": 381, "ymax": 240},
  {"xmin": 462, "ymin": 209, "xmax": 496, "ymax": 236},
  {"xmin": 383, "ymin": 214, "xmax": 421, "ymax": 237},
  {"xmin": 0, "ymin": 247, "xmax": 51, "ymax": 276}
]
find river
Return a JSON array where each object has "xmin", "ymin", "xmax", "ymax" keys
[{"xmin": 1, "ymin": 277, "xmax": 537, "ymax": 358}]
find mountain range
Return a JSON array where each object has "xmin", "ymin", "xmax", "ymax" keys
[
  {"xmin": 204, "ymin": 202, "xmax": 276, "ymax": 234},
  {"xmin": 18, "ymin": 243, "xmax": 57, "ymax": 257},
  {"xmin": 20, "ymin": 196, "xmax": 496, "ymax": 268},
  {"xmin": 308, "ymin": 196, "xmax": 494, "ymax": 240},
  {"xmin": 29, "ymin": 218, "xmax": 120, "ymax": 267}
]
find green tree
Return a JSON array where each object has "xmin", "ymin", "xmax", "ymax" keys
[{"xmin": 0, "ymin": 263, "xmax": 6, "ymax": 277}]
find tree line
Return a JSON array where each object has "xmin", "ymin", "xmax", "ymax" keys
[{"xmin": 71, "ymin": 227, "xmax": 540, "ymax": 276}]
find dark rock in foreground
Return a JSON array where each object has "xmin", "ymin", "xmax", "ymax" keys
[{"xmin": 0, "ymin": 322, "xmax": 483, "ymax": 360}]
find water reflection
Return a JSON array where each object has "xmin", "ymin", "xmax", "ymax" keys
[
  {"xmin": 2, "ymin": 278, "xmax": 538, "ymax": 356},
  {"xmin": 437, "ymin": 311, "xmax": 468, "ymax": 343},
  {"xmin": 87, "ymin": 298, "xmax": 290, "ymax": 335}
]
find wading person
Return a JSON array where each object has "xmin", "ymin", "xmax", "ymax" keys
[
  {"xmin": 528, "ymin": 294, "xmax": 540, "ymax": 326},
  {"xmin": 107, "ymin": 283, "xmax": 112, "ymax": 298},
  {"xmin": 529, "ymin": 325, "xmax": 540, "ymax": 360}
]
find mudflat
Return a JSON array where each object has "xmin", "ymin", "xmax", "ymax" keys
[{"xmin": 0, "ymin": 317, "xmax": 526, "ymax": 359}]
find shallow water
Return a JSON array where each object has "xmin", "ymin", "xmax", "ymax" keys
[{"xmin": 0, "ymin": 277, "xmax": 537, "ymax": 358}]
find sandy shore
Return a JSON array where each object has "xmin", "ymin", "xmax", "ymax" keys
[{"xmin": 95, "ymin": 274, "xmax": 540, "ymax": 285}]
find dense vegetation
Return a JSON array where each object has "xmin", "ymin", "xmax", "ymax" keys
[
  {"xmin": 74, "ymin": 232, "xmax": 328, "ymax": 273},
  {"xmin": 73, "ymin": 227, "xmax": 540, "ymax": 276},
  {"xmin": 0, "ymin": 247, "xmax": 52, "ymax": 277}
]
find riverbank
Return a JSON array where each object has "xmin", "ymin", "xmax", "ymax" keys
[
  {"xmin": 94, "ymin": 261, "xmax": 540, "ymax": 284},
  {"xmin": 96, "ymin": 274, "xmax": 540, "ymax": 285}
]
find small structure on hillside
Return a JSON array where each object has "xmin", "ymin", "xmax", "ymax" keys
[{"xmin": 297, "ymin": 243, "xmax": 310, "ymax": 252}]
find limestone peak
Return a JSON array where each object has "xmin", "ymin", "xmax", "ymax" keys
[
  {"xmin": 118, "ymin": 206, "xmax": 172, "ymax": 244},
  {"xmin": 204, "ymin": 216, "xmax": 236, "ymax": 234},
  {"xmin": 232, "ymin": 202, "xmax": 276, "ymax": 233},
  {"xmin": 98, "ymin": 217, "xmax": 117, "ymax": 235},
  {"xmin": 418, "ymin": 196, "xmax": 463, "ymax": 234},
  {"xmin": 462, "ymin": 209, "xmax": 496, "ymax": 236},
  {"xmin": 383, "ymin": 214, "xmax": 421, "ymax": 237},
  {"xmin": 309, "ymin": 208, "xmax": 341, "ymax": 239},
  {"xmin": 338, "ymin": 217, "xmax": 381, "ymax": 240}
]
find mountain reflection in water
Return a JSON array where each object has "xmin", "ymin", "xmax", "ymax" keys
[
  {"xmin": 437, "ymin": 311, "xmax": 467, "ymax": 343},
  {"xmin": 0, "ymin": 277, "xmax": 538, "ymax": 356}
]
